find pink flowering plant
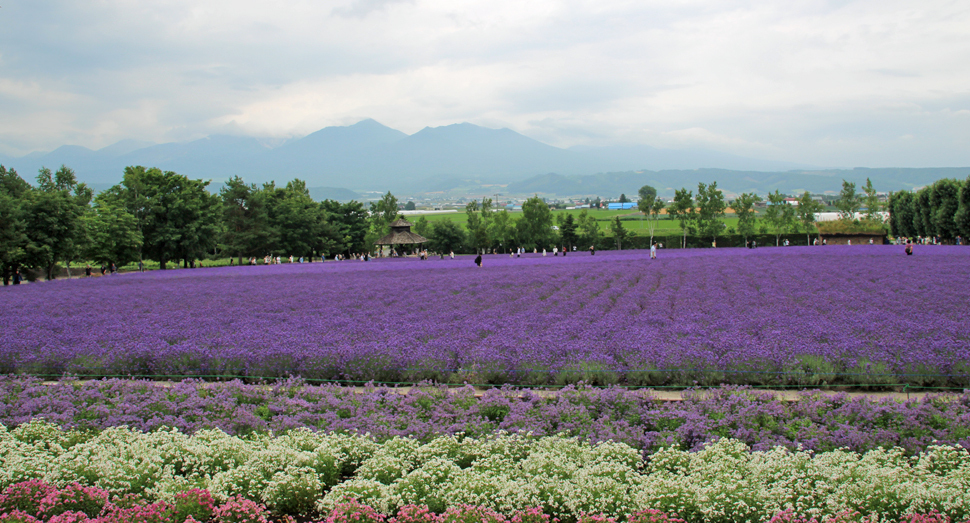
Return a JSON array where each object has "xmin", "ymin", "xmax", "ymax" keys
[
  {"xmin": 212, "ymin": 496, "xmax": 269, "ymax": 523},
  {"xmin": 391, "ymin": 505, "xmax": 442, "ymax": 523},
  {"xmin": 439, "ymin": 504, "xmax": 506, "ymax": 523},
  {"xmin": 324, "ymin": 499, "xmax": 386, "ymax": 523},
  {"xmin": 511, "ymin": 507, "xmax": 558, "ymax": 523},
  {"xmin": 0, "ymin": 480, "xmax": 58, "ymax": 517}
]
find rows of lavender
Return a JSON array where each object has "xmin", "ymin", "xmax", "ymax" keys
[
  {"xmin": 3, "ymin": 422, "xmax": 970, "ymax": 523},
  {"xmin": 2, "ymin": 377, "xmax": 968, "ymax": 455},
  {"xmin": 2, "ymin": 246, "xmax": 969, "ymax": 388}
]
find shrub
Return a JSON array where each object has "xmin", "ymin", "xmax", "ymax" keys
[
  {"xmin": 212, "ymin": 496, "xmax": 269, "ymax": 523},
  {"xmin": 325, "ymin": 499, "xmax": 387, "ymax": 523}
]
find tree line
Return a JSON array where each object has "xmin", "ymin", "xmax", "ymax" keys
[
  {"xmin": 886, "ymin": 177, "xmax": 970, "ymax": 241},
  {"xmin": 3, "ymin": 162, "xmax": 968, "ymax": 284}
]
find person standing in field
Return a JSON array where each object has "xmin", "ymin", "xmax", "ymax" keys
[
  {"xmin": 474, "ymin": 254, "xmax": 482, "ymax": 267},
  {"xmin": 589, "ymin": 245, "xmax": 595, "ymax": 255},
  {"xmin": 905, "ymin": 240, "xmax": 913, "ymax": 255},
  {"xmin": 651, "ymin": 242, "xmax": 657, "ymax": 259},
  {"xmin": 12, "ymin": 269, "xmax": 22, "ymax": 285}
]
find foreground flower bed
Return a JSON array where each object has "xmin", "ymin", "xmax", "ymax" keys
[
  {"xmin": 3, "ymin": 483, "xmax": 964, "ymax": 523},
  {"xmin": 2, "ymin": 378, "xmax": 968, "ymax": 455},
  {"xmin": 2, "ymin": 246, "xmax": 969, "ymax": 388},
  {"xmin": 3, "ymin": 422, "xmax": 970, "ymax": 523},
  {"xmin": 0, "ymin": 483, "xmax": 966, "ymax": 523}
]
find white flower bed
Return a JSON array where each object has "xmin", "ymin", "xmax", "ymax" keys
[{"xmin": 2, "ymin": 421, "xmax": 969, "ymax": 522}]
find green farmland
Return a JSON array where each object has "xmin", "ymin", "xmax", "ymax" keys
[{"xmin": 409, "ymin": 208, "xmax": 749, "ymax": 236}]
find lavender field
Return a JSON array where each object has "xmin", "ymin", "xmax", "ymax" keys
[{"xmin": 2, "ymin": 245, "xmax": 969, "ymax": 387}]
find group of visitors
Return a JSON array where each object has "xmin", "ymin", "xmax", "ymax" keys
[{"xmin": 894, "ymin": 235, "xmax": 962, "ymax": 246}]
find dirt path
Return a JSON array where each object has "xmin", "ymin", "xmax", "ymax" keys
[{"xmin": 40, "ymin": 380, "xmax": 942, "ymax": 401}]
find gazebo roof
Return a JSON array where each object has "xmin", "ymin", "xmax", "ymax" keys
[
  {"xmin": 376, "ymin": 230, "xmax": 428, "ymax": 245},
  {"xmin": 376, "ymin": 216, "xmax": 427, "ymax": 245}
]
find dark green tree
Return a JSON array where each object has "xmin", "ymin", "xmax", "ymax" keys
[
  {"xmin": 83, "ymin": 195, "xmax": 143, "ymax": 267},
  {"xmin": 862, "ymin": 178, "xmax": 881, "ymax": 222},
  {"xmin": 731, "ymin": 192, "xmax": 761, "ymax": 244},
  {"xmin": 559, "ymin": 213, "xmax": 579, "ymax": 250},
  {"xmin": 668, "ymin": 188, "xmax": 695, "ymax": 248},
  {"xmin": 796, "ymin": 191, "xmax": 824, "ymax": 245},
  {"xmin": 609, "ymin": 216, "xmax": 629, "ymax": 250},
  {"xmin": 102, "ymin": 166, "xmax": 220, "ymax": 269},
  {"xmin": 836, "ymin": 179, "xmax": 861, "ymax": 221},
  {"xmin": 427, "ymin": 219, "xmax": 466, "ymax": 255},
  {"xmin": 929, "ymin": 178, "xmax": 962, "ymax": 241},
  {"xmin": 764, "ymin": 190, "xmax": 796, "ymax": 246},
  {"xmin": 577, "ymin": 209, "xmax": 601, "ymax": 248},
  {"xmin": 695, "ymin": 181, "xmax": 726, "ymax": 244},
  {"xmin": 321, "ymin": 200, "xmax": 369, "ymax": 256},
  {"xmin": 220, "ymin": 176, "xmax": 273, "ymax": 264},
  {"xmin": 913, "ymin": 188, "xmax": 935, "ymax": 237},
  {"xmin": 413, "ymin": 216, "xmax": 430, "ymax": 238},
  {"xmin": 404, "ymin": 201, "xmax": 416, "ymax": 211},
  {"xmin": 0, "ymin": 166, "xmax": 31, "ymax": 284},
  {"xmin": 264, "ymin": 179, "xmax": 331, "ymax": 258},
  {"xmin": 24, "ymin": 166, "xmax": 92, "ymax": 279},
  {"xmin": 489, "ymin": 209, "xmax": 517, "ymax": 252},
  {"xmin": 618, "ymin": 193, "xmax": 629, "ymax": 203},
  {"xmin": 517, "ymin": 195, "xmax": 554, "ymax": 249},
  {"xmin": 955, "ymin": 176, "xmax": 970, "ymax": 239},
  {"xmin": 887, "ymin": 191, "xmax": 915, "ymax": 238},
  {"xmin": 637, "ymin": 185, "xmax": 657, "ymax": 214}
]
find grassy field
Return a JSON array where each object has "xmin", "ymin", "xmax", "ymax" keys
[{"xmin": 411, "ymin": 208, "xmax": 748, "ymax": 235}]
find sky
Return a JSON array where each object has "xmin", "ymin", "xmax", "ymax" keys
[{"xmin": 1, "ymin": 0, "xmax": 968, "ymax": 167}]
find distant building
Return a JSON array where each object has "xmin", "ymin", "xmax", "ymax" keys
[{"xmin": 607, "ymin": 202, "xmax": 638, "ymax": 210}]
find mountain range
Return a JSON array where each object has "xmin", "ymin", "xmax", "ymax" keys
[{"xmin": 0, "ymin": 119, "xmax": 964, "ymax": 199}]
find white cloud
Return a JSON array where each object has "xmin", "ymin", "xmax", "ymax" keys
[{"xmin": 0, "ymin": 0, "xmax": 968, "ymax": 165}]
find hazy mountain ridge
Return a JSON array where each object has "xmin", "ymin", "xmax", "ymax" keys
[{"xmin": 1, "ymin": 119, "xmax": 965, "ymax": 198}]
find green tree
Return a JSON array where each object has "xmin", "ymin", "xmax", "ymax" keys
[
  {"xmin": 559, "ymin": 213, "xmax": 579, "ymax": 250},
  {"xmin": 427, "ymin": 220, "xmax": 465, "ymax": 255},
  {"xmin": 618, "ymin": 193, "xmax": 629, "ymax": 203},
  {"xmin": 637, "ymin": 185, "xmax": 657, "ymax": 214},
  {"xmin": 220, "ymin": 176, "xmax": 273, "ymax": 264},
  {"xmin": 25, "ymin": 166, "xmax": 92, "ymax": 279},
  {"xmin": 83, "ymin": 195, "xmax": 143, "ymax": 267},
  {"xmin": 668, "ymin": 188, "xmax": 695, "ymax": 248},
  {"xmin": 577, "ymin": 209, "xmax": 601, "ymax": 248},
  {"xmin": 764, "ymin": 190, "xmax": 796, "ymax": 246},
  {"xmin": 609, "ymin": 216, "xmax": 629, "ymax": 250},
  {"xmin": 731, "ymin": 192, "xmax": 761, "ymax": 244},
  {"xmin": 929, "ymin": 178, "xmax": 962, "ymax": 241},
  {"xmin": 413, "ymin": 216, "xmax": 430, "ymax": 238},
  {"xmin": 862, "ymin": 178, "xmax": 881, "ymax": 222},
  {"xmin": 955, "ymin": 176, "xmax": 970, "ymax": 239},
  {"xmin": 404, "ymin": 201, "xmax": 416, "ymax": 211},
  {"xmin": 489, "ymin": 209, "xmax": 517, "ymax": 252},
  {"xmin": 517, "ymin": 195, "xmax": 554, "ymax": 249},
  {"xmin": 645, "ymin": 197, "xmax": 665, "ymax": 245},
  {"xmin": 102, "ymin": 166, "xmax": 220, "ymax": 269},
  {"xmin": 836, "ymin": 179, "xmax": 861, "ymax": 221},
  {"xmin": 321, "ymin": 199, "xmax": 369, "ymax": 256},
  {"xmin": 262, "ymin": 179, "xmax": 332, "ymax": 258},
  {"xmin": 465, "ymin": 199, "xmax": 490, "ymax": 253},
  {"xmin": 0, "ymin": 166, "xmax": 31, "ymax": 284},
  {"xmin": 695, "ymin": 182, "xmax": 726, "ymax": 244},
  {"xmin": 796, "ymin": 191, "xmax": 824, "ymax": 245},
  {"xmin": 913, "ymin": 188, "xmax": 935, "ymax": 237},
  {"xmin": 887, "ymin": 191, "xmax": 915, "ymax": 238}
]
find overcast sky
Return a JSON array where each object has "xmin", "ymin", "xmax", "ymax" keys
[{"xmin": 1, "ymin": 0, "xmax": 968, "ymax": 167}]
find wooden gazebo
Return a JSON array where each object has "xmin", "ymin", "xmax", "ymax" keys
[{"xmin": 376, "ymin": 218, "xmax": 428, "ymax": 255}]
